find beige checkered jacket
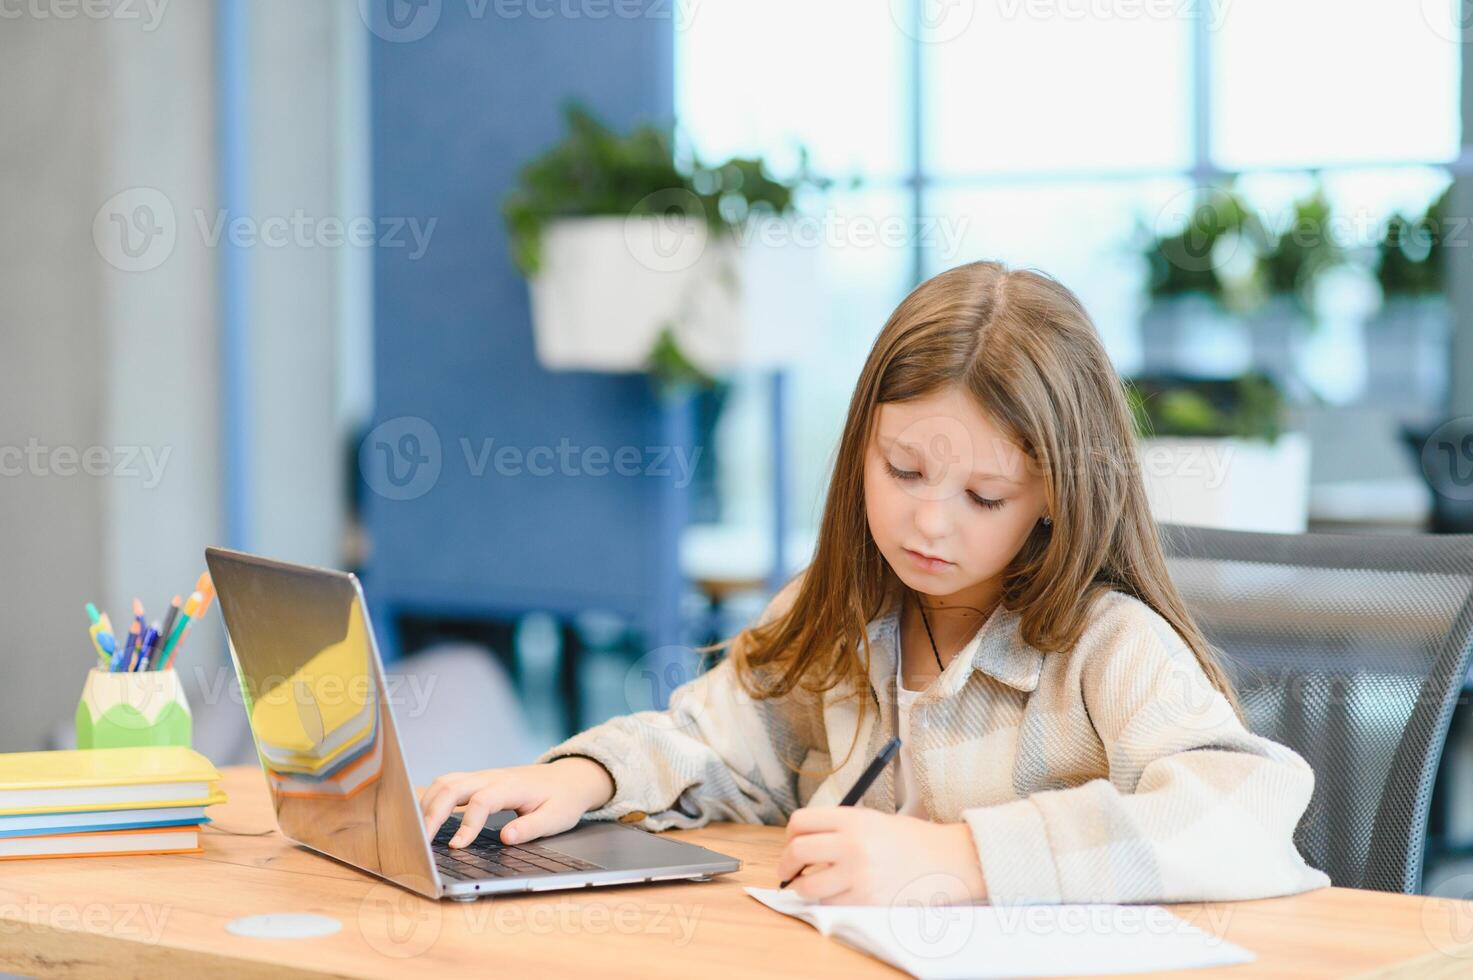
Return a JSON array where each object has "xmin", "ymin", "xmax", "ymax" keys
[{"xmin": 536, "ymin": 578, "xmax": 1333, "ymax": 904}]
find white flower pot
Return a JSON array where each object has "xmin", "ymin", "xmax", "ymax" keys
[
  {"xmin": 527, "ymin": 215, "xmax": 820, "ymax": 375},
  {"xmin": 1138, "ymin": 432, "xmax": 1311, "ymax": 533},
  {"xmin": 1244, "ymin": 296, "xmax": 1313, "ymax": 397},
  {"xmin": 1361, "ymin": 295, "xmax": 1449, "ymax": 411},
  {"xmin": 1138, "ymin": 295, "xmax": 1247, "ymax": 376}
]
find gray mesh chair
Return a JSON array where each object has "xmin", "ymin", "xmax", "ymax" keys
[{"xmin": 1159, "ymin": 523, "xmax": 1473, "ymax": 894}]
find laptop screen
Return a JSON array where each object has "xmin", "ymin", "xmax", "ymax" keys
[{"xmin": 205, "ymin": 547, "xmax": 441, "ymax": 898}]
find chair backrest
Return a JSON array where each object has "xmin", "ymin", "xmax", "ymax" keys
[{"xmin": 1159, "ymin": 523, "xmax": 1473, "ymax": 893}]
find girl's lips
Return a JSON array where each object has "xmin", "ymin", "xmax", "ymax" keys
[{"xmin": 904, "ymin": 548, "xmax": 953, "ymax": 572}]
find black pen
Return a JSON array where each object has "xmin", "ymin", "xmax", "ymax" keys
[{"xmin": 779, "ymin": 736, "xmax": 902, "ymax": 889}]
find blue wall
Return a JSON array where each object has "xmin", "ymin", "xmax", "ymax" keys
[{"xmin": 365, "ymin": 5, "xmax": 687, "ymax": 658}]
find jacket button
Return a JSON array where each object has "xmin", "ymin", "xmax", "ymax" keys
[{"xmin": 618, "ymin": 810, "xmax": 647, "ymax": 823}]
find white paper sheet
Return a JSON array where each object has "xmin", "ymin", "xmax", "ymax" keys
[{"xmin": 745, "ymin": 886, "xmax": 1254, "ymax": 979}]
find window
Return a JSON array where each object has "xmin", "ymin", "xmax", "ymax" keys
[{"xmin": 677, "ymin": 3, "xmax": 1461, "ymax": 534}]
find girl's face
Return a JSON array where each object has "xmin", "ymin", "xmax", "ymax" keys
[{"xmin": 863, "ymin": 386, "xmax": 1049, "ymax": 606}]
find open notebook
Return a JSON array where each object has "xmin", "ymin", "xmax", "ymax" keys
[{"xmin": 745, "ymin": 887, "xmax": 1253, "ymax": 979}]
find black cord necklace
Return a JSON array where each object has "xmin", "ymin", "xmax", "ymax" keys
[
  {"xmin": 911, "ymin": 590, "xmax": 998, "ymax": 674},
  {"xmin": 913, "ymin": 592, "xmax": 946, "ymax": 672}
]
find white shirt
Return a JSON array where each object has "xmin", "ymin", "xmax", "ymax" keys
[
  {"xmin": 541, "ymin": 585, "xmax": 1333, "ymax": 904},
  {"xmin": 894, "ymin": 659, "xmax": 928, "ymax": 817}
]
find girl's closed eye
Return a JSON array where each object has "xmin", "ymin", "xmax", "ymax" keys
[{"xmin": 884, "ymin": 460, "xmax": 1007, "ymax": 510}]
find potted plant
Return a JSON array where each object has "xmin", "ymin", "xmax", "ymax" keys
[
  {"xmin": 1366, "ymin": 187, "xmax": 1450, "ymax": 412},
  {"xmin": 503, "ymin": 101, "xmax": 827, "ymax": 400},
  {"xmin": 1238, "ymin": 185, "xmax": 1343, "ymax": 394},
  {"xmin": 1135, "ymin": 183, "xmax": 1259, "ymax": 375},
  {"xmin": 1128, "ymin": 372, "xmax": 1311, "ymax": 533}
]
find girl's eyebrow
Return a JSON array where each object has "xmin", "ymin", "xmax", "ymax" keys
[{"xmin": 878, "ymin": 435, "xmax": 1021, "ymax": 484}]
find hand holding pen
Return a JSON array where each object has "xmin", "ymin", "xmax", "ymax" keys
[{"xmin": 778, "ymin": 736, "xmax": 902, "ymax": 890}]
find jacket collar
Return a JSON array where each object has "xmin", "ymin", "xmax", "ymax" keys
[{"xmin": 866, "ymin": 585, "xmax": 1045, "ymax": 697}]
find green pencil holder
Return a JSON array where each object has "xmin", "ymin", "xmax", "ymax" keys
[{"xmin": 75, "ymin": 666, "xmax": 192, "ymax": 750}]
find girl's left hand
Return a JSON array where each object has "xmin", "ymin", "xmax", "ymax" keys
[{"xmin": 776, "ymin": 806, "xmax": 990, "ymax": 905}]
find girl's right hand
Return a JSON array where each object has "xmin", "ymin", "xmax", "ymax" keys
[{"xmin": 420, "ymin": 756, "xmax": 616, "ymax": 848}]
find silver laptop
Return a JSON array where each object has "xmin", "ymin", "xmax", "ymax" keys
[{"xmin": 205, "ymin": 547, "xmax": 741, "ymax": 901}]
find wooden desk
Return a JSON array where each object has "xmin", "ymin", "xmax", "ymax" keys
[{"xmin": 1, "ymin": 765, "xmax": 1472, "ymax": 978}]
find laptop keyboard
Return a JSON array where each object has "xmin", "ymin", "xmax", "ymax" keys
[{"xmin": 431, "ymin": 821, "xmax": 606, "ymax": 881}]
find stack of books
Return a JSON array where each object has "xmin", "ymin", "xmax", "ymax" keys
[
  {"xmin": 249, "ymin": 608, "xmax": 384, "ymax": 800},
  {"xmin": 0, "ymin": 745, "xmax": 225, "ymax": 859}
]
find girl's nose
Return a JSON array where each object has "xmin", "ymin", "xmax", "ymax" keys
[{"xmin": 913, "ymin": 496, "xmax": 953, "ymax": 539}]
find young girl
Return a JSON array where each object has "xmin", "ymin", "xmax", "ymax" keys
[{"xmin": 421, "ymin": 260, "xmax": 1332, "ymax": 906}]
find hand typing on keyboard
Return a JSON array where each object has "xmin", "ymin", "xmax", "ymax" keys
[
  {"xmin": 429, "ymin": 819, "xmax": 605, "ymax": 880},
  {"xmin": 420, "ymin": 757, "xmax": 616, "ymax": 848}
]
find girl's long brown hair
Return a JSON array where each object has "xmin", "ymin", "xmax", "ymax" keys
[{"xmin": 708, "ymin": 259, "xmax": 1241, "ymax": 774}]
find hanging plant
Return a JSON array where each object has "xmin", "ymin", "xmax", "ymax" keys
[
  {"xmin": 502, "ymin": 100, "xmax": 830, "ymax": 394},
  {"xmin": 1376, "ymin": 186, "xmax": 1448, "ymax": 300}
]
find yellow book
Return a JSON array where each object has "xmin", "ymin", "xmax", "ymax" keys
[
  {"xmin": 0, "ymin": 746, "xmax": 226, "ymax": 815},
  {"xmin": 246, "ymin": 597, "xmax": 374, "ymax": 755}
]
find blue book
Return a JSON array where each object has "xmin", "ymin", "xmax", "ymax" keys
[{"xmin": 0, "ymin": 804, "xmax": 212, "ymax": 838}]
